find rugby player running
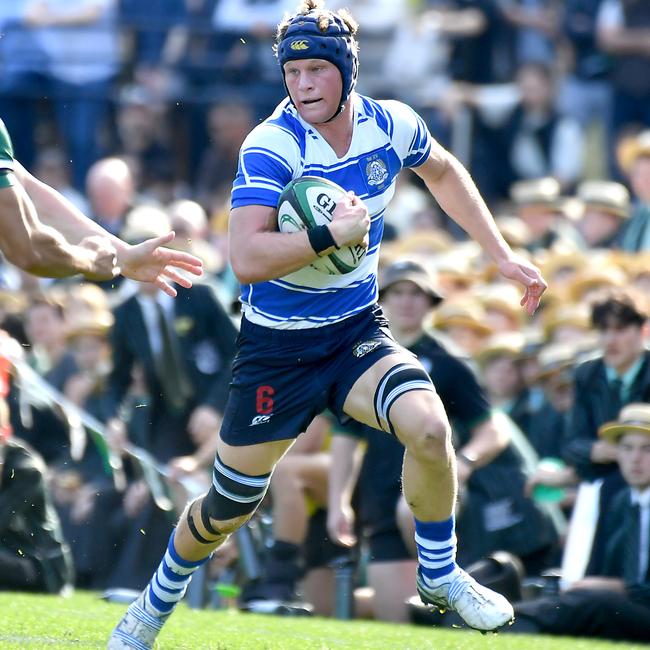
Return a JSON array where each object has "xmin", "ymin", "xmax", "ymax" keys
[{"xmin": 108, "ymin": 2, "xmax": 546, "ymax": 646}]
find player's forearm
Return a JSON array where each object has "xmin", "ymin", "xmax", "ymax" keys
[
  {"xmin": 328, "ymin": 435, "xmax": 361, "ymax": 509},
  {"xmin": 418, "ymin": 154, "xmax": 512, "ymax": 264},
  {"xmin": 229, "ymin": 229, "xmax": 320, "ymax": 284},
  {"xmin": 16, "ymin": 163, "xmax": 130, "ymax": 258},
  {"xmin": 22, "ymin": 229, "xmax": 97, "ymax": 277},
  {"xmin": 0, "ymin": 183, "xmax": 95, "ymax": 276}
]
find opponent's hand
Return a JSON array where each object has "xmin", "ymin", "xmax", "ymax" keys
[
  {"xmin": 497, "ymin": 254, "xmax": 547, "ymax": 316},
  {"xmin": 118, "ymin": 232, "xmax": 204, "ymax": 297},
  {"xmin": 327, "ymin": 503, "xmax": 357, "ymax": 548},
  {"xmin": 78, "ymin": 235, "xmax": 120, "ymax": 281},
  {"xmin": 329, "ymin": 191, "xmax": 370, "ymax": 249}
]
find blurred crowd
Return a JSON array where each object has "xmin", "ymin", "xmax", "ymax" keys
[{"xmin": 1, "ymin": 0, "xmax": 650, "ymax": 641}]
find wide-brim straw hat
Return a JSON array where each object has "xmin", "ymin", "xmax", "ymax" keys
[{"xmin": 598, "ymin": 403, "xmax": 650, "ymax": 442}]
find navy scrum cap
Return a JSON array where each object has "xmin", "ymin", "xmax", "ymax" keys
[{"xmin": 277, "ymin": 11, "xmax": 358, "ymax": 121}]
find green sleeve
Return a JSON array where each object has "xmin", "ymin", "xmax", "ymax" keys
[{"xmin": 0, "ymin": 119, "xmax": 16, "ymax": 189}]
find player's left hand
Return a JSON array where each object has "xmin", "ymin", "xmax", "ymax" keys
[
  {"xmin": 497, "ymin": 254, "xmax": 547, "ymax": 316},
  {"xmin": 119, "ymin": 232, "xmax": 204, "ymax": 297}
]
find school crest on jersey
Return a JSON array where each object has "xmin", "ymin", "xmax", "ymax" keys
[{"xmin": 364, "ymin": 154, "xmax": 388, "ymax": 187}]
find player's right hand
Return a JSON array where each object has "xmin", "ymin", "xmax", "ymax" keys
[
  {"xmin": 329, "ymin": 191, "xmax": 370, "ymax": 249},
  {"xmin": 78, "ymin": 235, "xmax": 120, "ymax": 280}
]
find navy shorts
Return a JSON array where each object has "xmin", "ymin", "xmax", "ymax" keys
[{"xmin": 220, "ymin": 305, "xmax": 401, "ymax": 446}]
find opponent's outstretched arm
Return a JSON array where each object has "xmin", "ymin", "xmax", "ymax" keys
[
  {"xmin": 14, "ymin": 162, "xmax": 203, "ymax": 295},
  {"xmin": 413, "ymin": 142, "xmax": 546, "ymax": 315},
  {"xmin": 0, "ymin": 179, "xmax": 118, "ymax": 279}
]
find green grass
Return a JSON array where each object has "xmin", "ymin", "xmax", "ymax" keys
[{"xmin": 0, "ymin": 592, "xmax": 643, "ymax": 650}]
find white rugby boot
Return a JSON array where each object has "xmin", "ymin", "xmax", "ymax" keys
[
  {"xmin": 107, "ymin": 590, "xmax": 168, "ymax": 650},
  {"xmin": 416, "ymin": 567, "xmax": 514, "ymax": 632}
]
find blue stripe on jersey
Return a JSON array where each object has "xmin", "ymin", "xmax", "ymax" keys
[
  {"xmin": 404, "ymin": 113, "xmax": 431, "ymax": 168},
  {"xmin": 231, "ymin": 94, "xmax": 432, "ymax": 328},
  {"xmin": 242, "ymin": 272, "xmax": 378, "ymax": 327}
]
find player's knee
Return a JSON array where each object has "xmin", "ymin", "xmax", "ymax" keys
[
  {"xmin": 398, "ymin": 410, "xmax": 450, "ymax": 463},
  {"xmin": 186, "ymin": 453, "xmax": 272, "ymax": 545}
]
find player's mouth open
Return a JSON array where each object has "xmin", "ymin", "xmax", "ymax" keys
[{"xmin": 302, "ymin": 99, "xmax": 322, "ymax": 105}]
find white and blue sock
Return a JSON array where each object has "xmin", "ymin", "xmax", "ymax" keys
[
  {"xmin": 143, "ymin": 529, "xmax": 209, "ymax": 617},
  {"xmin": 414, "ymin": 516, "xmax": 459, "ymax": 586}
]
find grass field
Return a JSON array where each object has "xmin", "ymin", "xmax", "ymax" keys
[{"xmin": 0, "ymin": 592, "xmax": 643, "ymax": 650}]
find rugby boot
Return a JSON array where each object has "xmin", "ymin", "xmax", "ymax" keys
[{"xmin": 416, "ymin": 567, "xmax": 514, "ymax": 632}]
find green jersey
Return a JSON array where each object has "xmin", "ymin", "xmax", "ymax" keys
[{"xmin": 0, "ymin": 119, "xmax": 16, "ymax": 190}]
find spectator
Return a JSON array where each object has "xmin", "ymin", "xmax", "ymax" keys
[
  {"xmin": 618, "ymin": 130, "xmax": 650, "ymax": 252},
  {"xmin": 471, "ymin": 62, "xmax": 584, "ymax": 201},
  {"xmin": 86, "ymin": 157, "xmax": 136, "ymax": 238},
  {"xmin": 509, "ymin": 177, "xmax": 582, "ymax": 252},
  {"xmin": 508, "ymin": 403, "xmax": 650, "ymax": 642},
  {"xmin": 525, "ymin": 342, "xmax": 580, "ymax": 505},
  {"xmin": 431, "ymin": 297, "xmax": 493, "ymax": 357},
  {"xmin": 53, "ymin": 313, "xmax": 118, "ymax": 589},
  {"xmin": 113, "ymin": 87, "xmax": 179, "ymax": 204},
  {"xmin": 562, "ymin": 287, "xmax": 650, "ymax": 575},
  {"xmin": 499, "ymin": 0, "xmax": 560, "ymax": 67},
  {"xmin": 575, "ymin": 179, "xmax": 630, "ymax": 249},
  {"xmin": 0, "ymin": 394, "xmax": 75, "ymax": 594},
  {"xmin": 0, "ymin": 0, "xmax": 120, "ymax": 190},
  {"xmin": 194, "ymin": 99, "xmax": 256, "ymax": 212},
  {"xmin": 559, "ymin": 0, "xmax": 612, "ymax": 131},
  {"xmin": 24, "ymin": 293, "xmax": 77, "ymax": 390},
  {"xmin": 563, "ymin": 287, "xmax": 650, "ymax": 483},
  {"xmin": 596, "ymin": 0, "xmax": 650, "ymax": 173},
  {"xmin": 32, "ymin": 147, "xmax": 90, "ymax": 215},
  {"xmin": 475, "ymin": 332, "xmax": 536, "ymax": 437}
]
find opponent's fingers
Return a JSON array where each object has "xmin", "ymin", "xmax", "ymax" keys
[
  {"xmin": 135, "ymin": 232, "xmax": 176, "ymax": 255},
  {"xmin": 156, "ymin": 277, "xmax": 178, "ymax": 298},
  {"xmin": 160, "ymin": 257, "xmax": 204, "ymax": 275},
  {"xmin": 162, "ymin": 267, "xmax": 193, "ymax": 288}
]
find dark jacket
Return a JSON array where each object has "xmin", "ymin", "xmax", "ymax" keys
[
  {"xmin": 563, "ymin": 350, "xmax": 650, "ymax": 480},
  {"xmin": 106, "ymin": 283, "xmax": 238, "ymax": 418},
  {"xmin": 0, "ymin": 438, "xmax": 74, "ymax": 593},
  {"xmin": 106, "ymin": 283, "xmax": 238, "ymax": 460}
]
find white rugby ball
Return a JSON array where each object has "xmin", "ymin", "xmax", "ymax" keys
[{"xmin": 277, "ymin": 176, "xmax": 366, "ymax": 275}]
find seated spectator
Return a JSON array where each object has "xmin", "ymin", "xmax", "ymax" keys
[
  {"xmin": 525, "ymin": 342, "xmax": 580, "ymax": 510},
  {"xmin": 431, "ymin": 297, "xmax": 493, "ymax": 357},
  {"xmin": 617, "ymin": 130, "xmax": 650, "ymax": 252},
  {"xmin": 469, "ymin": 61, "xmax": 584, "ymax": 202},
  {"xmin": 475, "ymin": 332, "xmax": 535, "ymax": 436},
  {"xmin": 575, "ymin": 180, "xmax": 630, "ymax": 249},
  {"xmin": 508, "ymin": 403, "xmax": 650, "ymax": 642},
  {"xmin": 0, "ymin": 335, "xmax": 74, "ymax": 594},
  {"xmin": 509, "ymin": 177, "xmax": 583, "ymax": 253},
  {"xmin": 562, "ymin": 287, "xmax": 650, "ymax": 575}
]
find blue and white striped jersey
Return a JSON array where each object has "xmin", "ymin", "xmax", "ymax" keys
[{"xmin": 231, "ymin": 93, "xmax": 432, "ymax": 329}]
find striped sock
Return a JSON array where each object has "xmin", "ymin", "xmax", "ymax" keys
[
  {"xmin": 144, "ymin": 529, "xmax": 208, "ymax": 616},
  {"xmin": 414, "ymin": 517, "xmax": 458, "ymax": 584}
]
